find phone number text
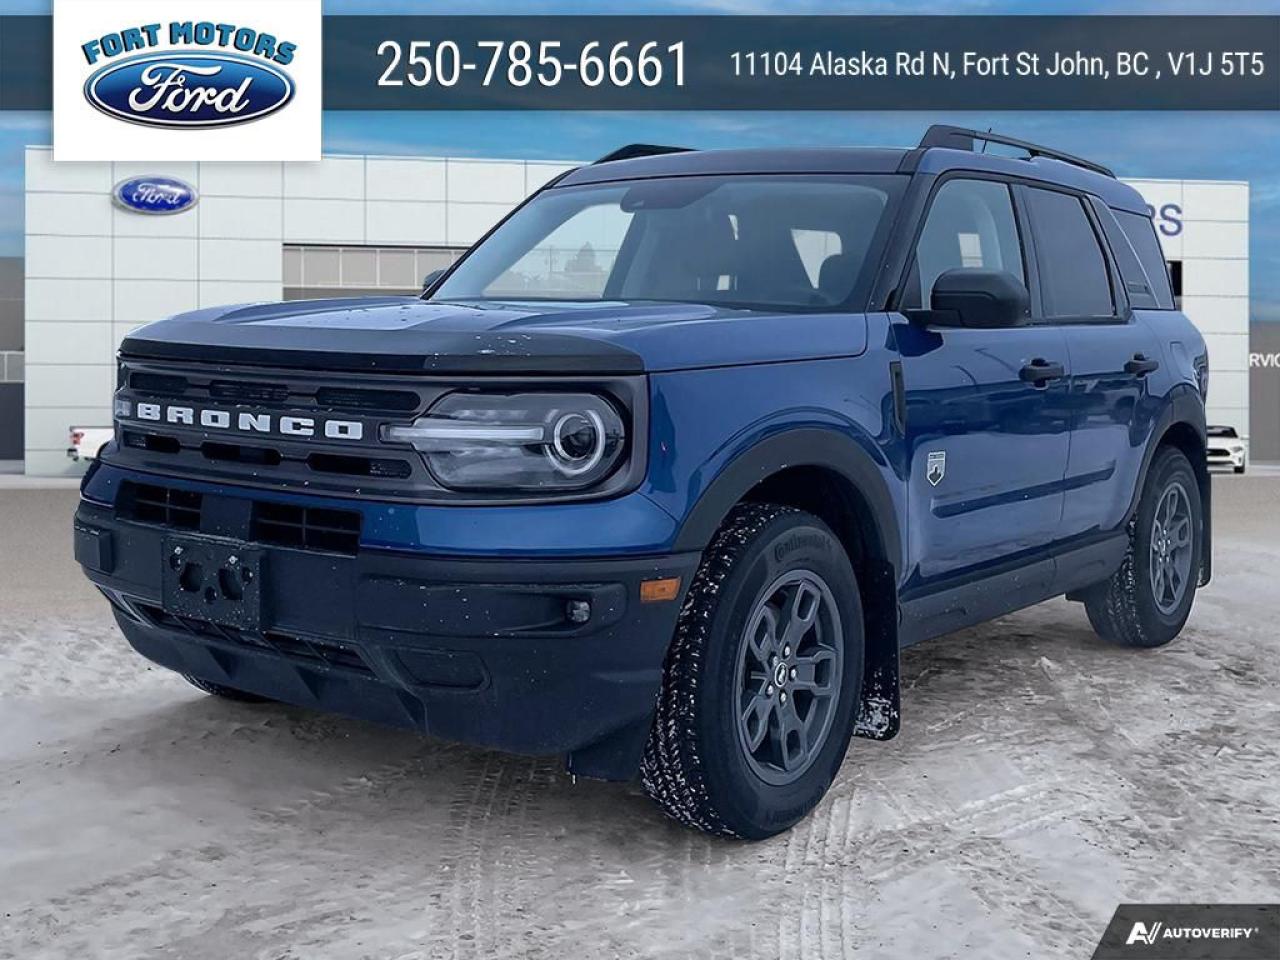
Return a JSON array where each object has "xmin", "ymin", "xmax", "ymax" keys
[{"xmin": 376, "ymin": 39, "xmax": 686, "ymax": 88}]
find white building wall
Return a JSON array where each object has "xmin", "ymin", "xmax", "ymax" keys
[
  {"xmin": 1123, "ymin": 178, "xmax": 1250, "ymax": 446},
  {"xmin": 22, "ymin": 147, "xmax": 574, "ymax": 475}
]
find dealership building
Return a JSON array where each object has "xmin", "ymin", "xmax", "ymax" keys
[{"xmin": 0, "ymin": 146, "xmax": 1253, "ymax": 474}]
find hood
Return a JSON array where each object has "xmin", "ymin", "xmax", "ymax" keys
[{"xmin": 120, "ymin": 297, "xmax": 870, "ymax": 375}]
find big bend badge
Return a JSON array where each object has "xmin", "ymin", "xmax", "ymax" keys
[{"xmin": 926, "ymin": 451, "xmax": 946, "ymax": 487}]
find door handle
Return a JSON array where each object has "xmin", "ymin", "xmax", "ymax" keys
[
  {"xmin": 1019, "ymin": 358, "xmax": 1066, "ymax": 386},
  {"xmin": 1124, "ymin": 353, "xmax": 1160, "ymax": 377}
]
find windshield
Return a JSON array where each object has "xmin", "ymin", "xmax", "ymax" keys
[{"xmin": 432, "ymin": 174, "xmax": 902, "ymax": 310}]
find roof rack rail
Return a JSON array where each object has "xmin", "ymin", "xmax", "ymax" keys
[
  {"xmin": 918, "ymin": 124, "xmax": 1114, "ymax": 179},
  {"xmin": 594, "ymin": 143, "xmax": 693, "ymax": 164}
]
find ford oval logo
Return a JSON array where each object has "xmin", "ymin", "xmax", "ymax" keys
[
  {"xmin": 84, "ymin": 52, "xmax": 294, "ymax": 129},
  {"xmin": 113, "ymin": 176, "xmax": 198, "ymax": 216}
]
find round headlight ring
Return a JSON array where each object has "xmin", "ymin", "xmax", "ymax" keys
[{"xmin": 548, "ymin": 409, "xmax": 607, "ymax": 477}]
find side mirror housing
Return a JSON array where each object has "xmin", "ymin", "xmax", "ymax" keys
[
  {"xmin": 422, "ymin": 268, "xmax": 446, "ymax": 293},
  {"xmin": 918, "ymin": 268, "xmax": 1031, "ymax": 329}
]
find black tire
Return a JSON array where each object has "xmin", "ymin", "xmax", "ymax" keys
[
  {"xmin": 182, "ymin": 674, "xmax": 272, "ymax": 703},
  {"xmin": 1083, "ymin": 447, "xmax": 1202, "ymax": 648},
  {"xmin": 1233, "ymin": 464, "xmax": 1245, "ymax": 475},
  {"xmin": 641, "ymin": 503, "xmax": 864, "ymax": 840}
]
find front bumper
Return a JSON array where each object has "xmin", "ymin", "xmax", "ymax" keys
[
  {"xmin": 74, "ymin": 492, "xmax": 698, "ymax": 781},
  {"xmin": 1207, "ymin": 447, "xmax": 1246, "ymax": 469}
]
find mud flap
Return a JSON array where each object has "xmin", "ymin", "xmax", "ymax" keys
[
  {"xmin": 1198, "ymin": 471, "xmax": 1212, "ymax": 587},
  {"xmin": 854, "ymin": 559, "xmax": 900, "ymax": 740}
]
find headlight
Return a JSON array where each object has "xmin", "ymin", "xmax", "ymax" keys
[{"xmin": 381, "ymin": 392, "xmax": 626, "ymax": 492}]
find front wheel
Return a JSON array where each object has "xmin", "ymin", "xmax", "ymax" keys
[
  {"xmin": 641, "ymin": 503, "xmax": 864, "ymax": 840},
  {"xmin": 1084, "ymin": 447, "xmax": 1202, "ymax": 648}
]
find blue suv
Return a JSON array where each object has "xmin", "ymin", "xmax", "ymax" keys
[{"xmin": 75, "ymin": 126, "xmax": 1211, "ymax": 838}]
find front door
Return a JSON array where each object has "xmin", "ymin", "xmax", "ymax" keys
[{"xmin": 895, "ymin": 177, "xmax": 1072, "ymax": 588}]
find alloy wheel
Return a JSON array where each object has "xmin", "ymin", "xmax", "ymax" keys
[{"xmin": 733, "ymin": 570, "xmax": 844, "ymax": 786}]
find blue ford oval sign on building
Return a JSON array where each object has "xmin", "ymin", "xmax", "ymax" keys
[
  {"xmin": 112, "ymin": 177, "xmax": 199, "ymax": 216},
  {"xmin": 85, "ymin": 53, "xmax": 295, "ymax": 129}
]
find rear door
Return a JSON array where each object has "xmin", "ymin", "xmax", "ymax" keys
[
  {"xmin": 896, "ymin": 177, "xmax": 1072, "ymax": 586},
  {"xmin": 1020, "ymin": 186, "xmax": 1161, "ymax": 540}
]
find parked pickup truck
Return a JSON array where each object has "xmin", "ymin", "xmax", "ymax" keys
[
  {"xmin": 74, "ymin": 126, "xmax": 1210, "ymax": 839},
  {"xmin": 68, "ymin": 426, "xmax": 114, "ymax": 462}
]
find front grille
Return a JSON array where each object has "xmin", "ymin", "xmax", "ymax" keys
[
  {"xmin": 129, "ymin": 372, "xmax": 189, "ymax": 396},
  {"xmin": 209, "ymin": 380, "xmax": 290, "ymax": 404},
  {"xmin": 112, "ymin": 358, "xmax": 446, "ymax": 500},
  {"xmin": 127, "ymin": 367, "xmax": 424, "ymax": 416},
  {"xmin": 315, "ymin": 386, "xmax": 420, "ymax": 412},
  {"xmin": 118, "ymin": 482, "xmax": 202, "ymax": 530},
  {"xmin": 252, "ymin": 501, "xmax": 362, "ymax": 555},
  {"xmin": 116, "ymin": 481, "xmax": 362, "ymax": 556},
  {"xmin": 136, "ymin": 603, "xmax": 374, "ymax": 677}
]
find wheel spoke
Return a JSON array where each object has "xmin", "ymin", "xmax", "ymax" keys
[
  {"xmin": 779, "ymin": 580, "xmax": 820, "ymax": 650},
  {"xmin": 741, "ymin": 693, "xmax": 774, "ymax": 753},
  {"xmin": 745, "ymin": 606, "xmax": 779, "ymax": 668},
  {"xmin": 1171, "ymin": 517, "xmax": 1191, "ymax": 548},
  {"xmin": 774, "ymin": 697, "xmax": 807, "ymax": 772},
  {"xmin": 1152, "ymin": 563, "xmax": 1166, "ymax": 601},
  {"xmin": 791, "ymin": 649, "xmax": 837, "ymax": 696}
]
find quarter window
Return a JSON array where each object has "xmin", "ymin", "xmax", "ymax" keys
[
  {"xmin": 1025, "ymin": 188, "xmax": 1114, "ymax": 319},
  {"xmin": 1116, "ymin": 210, "xmax": 1175, "ymax": 309},
  {"xmin": 908, "ymin": 179, "xmax": 1024, "ymax": 309}
]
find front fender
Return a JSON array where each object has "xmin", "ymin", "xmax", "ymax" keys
[{"xmin": 669, "ymin": 427, "xmax": 903, "ymax": 580}]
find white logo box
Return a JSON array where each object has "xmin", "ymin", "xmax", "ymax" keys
[{"xmin": 53, "ymin": 0, "xmax": 321, "ymax": 162}]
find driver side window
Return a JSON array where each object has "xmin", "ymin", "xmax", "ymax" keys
[{"xmin": 905, "ymin": 179, "xmax": 1024, "ymax": 310}]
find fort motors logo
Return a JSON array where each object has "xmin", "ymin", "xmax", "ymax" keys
[
  {"xmin": 53, "ymin": 0, "xmax": 320, "ymax": 161},
  {"xmin": 84, "ymin": 47, "xmax": 296, "ymax": 129}
]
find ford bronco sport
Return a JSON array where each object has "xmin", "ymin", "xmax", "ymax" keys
[{"xmin": 75, "ymin": 126, "xmax": 1210, "ymax": 839}]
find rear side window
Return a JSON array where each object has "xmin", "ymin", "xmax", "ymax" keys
[
  {"xmin": 1025, "ymin": 188, "xmax": 1114, "ymax": 319},
  {"xmin": 1115, "ymin": 210, "xmax": 1175, "ymax": 309}
]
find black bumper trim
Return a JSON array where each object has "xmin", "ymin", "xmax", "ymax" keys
[{"xmin": 76, "ymin": 499, "xmax": 699, "ymax": 780}]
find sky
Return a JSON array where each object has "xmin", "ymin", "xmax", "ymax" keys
[{"xmin": 1, "ymin": 0, "xmax": 1278, "ymax": 320}]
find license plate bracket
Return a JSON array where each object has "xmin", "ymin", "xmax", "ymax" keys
[{"xmin": 161, "ymin": 535, "xmax": 263, "ymax": 632}]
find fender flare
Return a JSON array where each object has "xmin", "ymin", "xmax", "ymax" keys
[
  {"xmin": 670, "ymin": 428, "xmax": 903, "ymax": 578},
  {"xmin": 670, "ymin": 428, "xmax": 905, "ymax": 742},
  {"xmin": 1126, "ymin": 387, "xmax": 1210, "ymax": 583}
]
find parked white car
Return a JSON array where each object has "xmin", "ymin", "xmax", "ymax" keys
[
  {"xmin": 67, "ymin": 426, "xmax": 113, "ymax": 462},
  {"xmin": 1206, "ymin": 425, "xmax": 1247, "ymax": 474}
]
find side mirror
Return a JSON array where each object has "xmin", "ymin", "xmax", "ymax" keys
[
  {"xmin": 422, "ymin": 269, "xmax": 446, "ymax": 293},
  {"xmin": 922, "ymin": 268, "xmax": 1030, "ymax": 329}
]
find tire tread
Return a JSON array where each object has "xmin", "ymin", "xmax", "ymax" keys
[
  {"xmin": 1083, "ymin": 446, "xmax": 1198, "ymax": 649},
  {"xmin": 640, "ymin": 502, "xmax": 798, "ymax": 838}
]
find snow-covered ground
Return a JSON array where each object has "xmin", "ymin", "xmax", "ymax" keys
[{"xmin": 1, "ymin": 482, "xmax": 1277, "ymax": 959}]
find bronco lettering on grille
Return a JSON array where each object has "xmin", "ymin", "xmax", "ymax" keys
[{"xmin": 131, "ymin": 403, "xmax": 364, "ymax": 441}]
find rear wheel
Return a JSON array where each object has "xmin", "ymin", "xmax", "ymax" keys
[
  {"xmin": 1083, "ymin": 447, "xmax": 1201, "ymax": 648},
  {"xmin": 641, "ymin": 503, "xmax": 864, "ymax": 839},
  {"xmin": 182, "ymin": 674, "xmax": 272, "ymax": 703}
]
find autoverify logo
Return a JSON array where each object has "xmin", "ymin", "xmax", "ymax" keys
[
  {"xmin": 1092, "ymin": 905, "xmax": 1278, "ymax": 960},
  {"xmin": 81, "ymin": 23, "xmax": 297, "ymax": 128}
]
